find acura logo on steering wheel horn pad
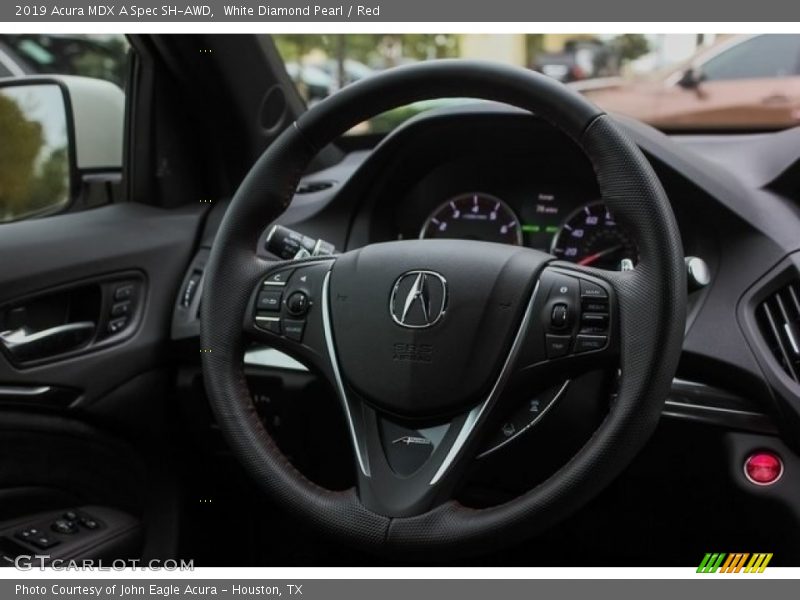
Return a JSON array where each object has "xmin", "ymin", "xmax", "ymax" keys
[{"xmin": 389, "ymin": 271, "xmax": 448, "ymax": 328}]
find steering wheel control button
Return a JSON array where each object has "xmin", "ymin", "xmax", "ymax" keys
[
  {"xmin": 744, "ymin": 451, "xmax": 783, "ymax": 486},
  {"xmin": 550, "ymin": 303, "xmax": 569, "ymax": 329},
  {"xmin": 582, "ymin": 300, "xmax": 608, "ymax": 313},
  {"xmin": 257, "ymin": 290, "xmax": 283, "ymax": 311},
  {"xmin": 264, "ymin": 269, "xmax": 294, "ymax": 286},
  {"xmin": 478, "ymin": 382, "xmax": 569, "ymax": 458},
  {"xmin": 580, "ymin": 280, "xmax": 608, "ymax": 299},
  {"xmin": 581, "ymin": 312, "xmax": 609, "ymax": 328},
  {"xmin": 546, "ymin": 334, "xmax": 572, "ymax": 358},
  {"xmin": 538, "ymin": 274, "xmax": 582, "ymax": 361},
  {"xmin": 286, "ymin": 291, "xmax": 310, "ymax": 317},
  {"xmin": 282, "ymin": 320, "xmax": 306, "ymax": 342},
  {"xmin": 575, "ymin": 334, "xmax": 608, "ymax": 353},
  {"xmin": 255, "ymin": 315, "xmax": 281, "ymax": 335},
  {"xmin": 549, "ymin": 274, "xmax": 579, "ymax": 299}
]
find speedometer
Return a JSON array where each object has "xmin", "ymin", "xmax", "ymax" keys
[
  {"xmin": 420, "ymin": 193, "xmax": 522, "ymax": 245},
  {"xmin": 550, "ymin": 201, "xmax": 637, "ymax": 270}
]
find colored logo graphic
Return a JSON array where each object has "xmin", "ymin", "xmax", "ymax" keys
[{"xmin": 697, "ymin": 553, "xmax": 773, "ymax": 573}]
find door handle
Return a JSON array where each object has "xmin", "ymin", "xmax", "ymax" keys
[{"xmin": 0, "ymin": 321, "xmax": 95, "ymax": 363}]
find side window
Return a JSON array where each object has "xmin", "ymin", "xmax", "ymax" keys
[{"xmin": 702, "ymin": 35, "xmax": 800, "ymax": 81}]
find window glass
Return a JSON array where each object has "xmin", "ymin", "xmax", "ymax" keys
[
  {"xmin": 702, "ymin": 35, "xmax": 800, "ymax": 81},
  {"xmin": 272, "ymin": 34, "xmax": 800, "ymax": 133}
]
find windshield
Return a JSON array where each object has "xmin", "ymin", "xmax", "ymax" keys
[{"xmin": 272, "ymin": 33, "xmax": 800, "ymax": 134}]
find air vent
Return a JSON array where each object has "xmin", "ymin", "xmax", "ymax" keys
[
  {"xmin": 757, "ymin": 279, "xmax": 800, "ymax": 382},
  {"xmin": 296, "ymin": 181, "xmax": 334, "ymax": 194}
]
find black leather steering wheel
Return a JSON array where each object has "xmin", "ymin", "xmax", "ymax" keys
[{"xmin": 200, "ymin": 60, "xmax": 686, "ymax": 559}]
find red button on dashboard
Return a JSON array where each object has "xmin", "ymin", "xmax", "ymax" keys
[{"xmin": 744, "ymin": 452, "xmax": 783, "ymax": 485}]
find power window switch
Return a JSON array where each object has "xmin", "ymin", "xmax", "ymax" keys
[
  {"xmin": 15, "ymin": 528, "xmax": 41, "ymax": 542},
  {"xmin": 111, "ymin": 301, "xmax": 131, "ymax": 317},
  {"xmin": 51, "ymin": 519, "xmax": 78, "ymax": 535},
  {"xmin": 107, "ymin": 317, "xmax": 128, "ymax": 334},
  {"xmin": 79, "ymin": 517, "xmax": 99, "ymax": 530},
  {"xmin": 31, "ymin": 535, "xmax": 60, "ymax": 549},
  {"xmin": 114, "ymin": 284, "xmax": 134, "ymax": 301}
]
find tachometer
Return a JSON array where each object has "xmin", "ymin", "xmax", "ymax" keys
[
  {"xmin": 550, "ymin": 201, "xmax": 637, "ymax": 270},
  {"xmin": 420, "ymin": 193, "xmax": 522, "ymax": 245}
]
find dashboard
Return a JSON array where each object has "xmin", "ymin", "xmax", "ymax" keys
[
  {"xmin": 175, "ymin": 104, "xmax": 800, "ymax": 459},
  {"xmin": 161, "ymin": 100, "xmax": 800, "ymax": 550}
]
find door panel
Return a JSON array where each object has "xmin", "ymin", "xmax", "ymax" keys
[
  {"xmin": 0, "ymin": 203, "xmax": 205, "ymax": 407},
  {"xmin": 0, "ymin": 202, "xmax": 203, "ymax": 557}
]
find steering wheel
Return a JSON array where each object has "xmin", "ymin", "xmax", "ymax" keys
[{"xmin": 200, "ymin": 61, "xmax": 686, "ymax": 559}]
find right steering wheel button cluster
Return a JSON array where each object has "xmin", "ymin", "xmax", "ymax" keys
[{"xmin": 542, "ymin": 269, "xmax": 612, "ymax": 360}]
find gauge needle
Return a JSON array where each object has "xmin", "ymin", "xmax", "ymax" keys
[{"xmin": 577, "ymin": 244, "xmax": 623, "ymax": 266}]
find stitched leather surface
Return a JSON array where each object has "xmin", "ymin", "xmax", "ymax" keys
[
  {"xmin": 200, "ymin": 129, "xmax": 391, "ymax": 545},
  {"xmin": 200, "ymin": 62, "xmax": 686, "ymax": 557}
]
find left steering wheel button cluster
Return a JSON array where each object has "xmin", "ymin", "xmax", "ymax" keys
[{"xmin": 254, "ymin": 266, "xmax": 321, "ymax": 343}]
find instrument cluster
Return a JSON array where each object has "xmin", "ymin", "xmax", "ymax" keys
[{"xmin": 414, "ymin": 186, "xmax": 638, "ymax": 271}]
